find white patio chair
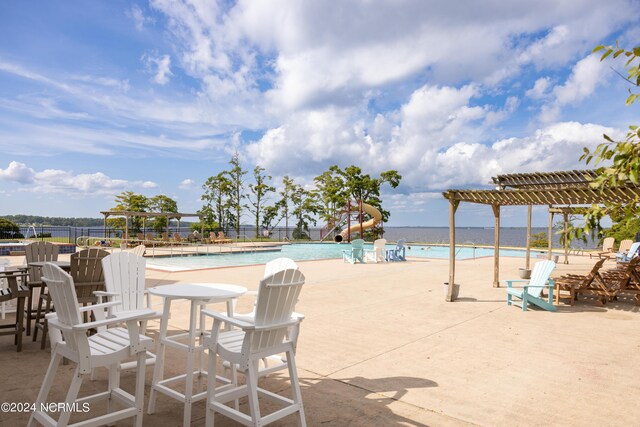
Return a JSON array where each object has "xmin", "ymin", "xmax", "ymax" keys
[
  {"xmin": 94, "ymin": 252, "xmax": 159, "ymax": 372},
  {"xmin": 364, "ymin": 238, "xmax": 387, "ymax": 263},
  {"xmin": 29, "ymin": 263, "xmax": 154, "ymax": 427},
  {"xmin": 203, "ymin": 268, "xmax": 307, "ymax": 427}
]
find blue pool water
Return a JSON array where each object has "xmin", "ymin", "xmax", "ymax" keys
[{"xmin": 146, "ymin": 243, "xmax": 539, "ymax": 271}]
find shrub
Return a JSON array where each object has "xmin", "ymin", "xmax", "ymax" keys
[{"xmin": 0, "ymin": 218, "xmax": 24, "ymax": 239}]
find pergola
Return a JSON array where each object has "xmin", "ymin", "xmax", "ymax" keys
[
  {"xmin": 100, "ymin": 210, "xmax": 203, "ymax": 240},
  {"xmin": 442, "ymin": 170, "xmax": 640, "ymax": 302}
]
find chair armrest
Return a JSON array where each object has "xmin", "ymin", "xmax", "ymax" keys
[
  {"xmin": 78, "ymin": 300, "xmax": 121, "ymax": 313},
  {"xmin": 506, "ymin": 280, "xmax": 529, "ymax": 288},
  {"xmin": 94, "ymin": 291, "xmax": 119, "ymax": 297},
  {"xmin": 201, "ymin": 309, "xmax": 255, "ymax": 329},
  {"xmin": 254, "ymin": 317, "xmax": 300, "ymax": 331},
  {"xmin": 71, "ymin": 309, "xmax": 156, "ymax": 331}
]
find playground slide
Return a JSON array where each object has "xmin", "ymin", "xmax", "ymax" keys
[{"xmin": 336, "ymin": 202, "xmax": 382, "ymax": 242}]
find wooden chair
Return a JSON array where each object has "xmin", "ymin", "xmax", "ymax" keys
[
  {"xmin": 590, "ymin": 236, "xmax": 615, "ymax": 259},
  {"xmin": 342, "ymin": 239, "xmax": 365, "ymax": 264},
  {"xmin": 506, "ymin": 260, "xmax": 557, "ymax": 311},
  {"xmin": 203, "ymin": 268, "xmax": 306, "ymax": 426},
  {"xmin": 29, "ymin": 263, "xmax": 153, "ymax": 427},
  {"xmin": 24, "ymin": 241, "xmax": 59, "ymax": 336},
  {"xmin": 215, "ymin": 231, "xmax": 232, "ymax": 244},
  {"xmin": 0, "ymin": 268, "xmax": 29, "ymax": 351},
  {"xmin": 364, "ymin": 238, "xmax": 387, "ymax": 263},
  {"xmin": 603, "ymin": 257, "xmax": 640, "ymax": 305},
  {"xmin": 553, "ymin": 258, "xmax": 606, "ymax": 305}
]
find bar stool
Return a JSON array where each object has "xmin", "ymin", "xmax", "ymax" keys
[{"xmin": 0, "ymin": 268, "xmax": 29, "ymax": 351}]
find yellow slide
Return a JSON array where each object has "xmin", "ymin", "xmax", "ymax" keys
[{"xmin": 336, "ymin": 202, "xmax": 382, "ymax": 241}]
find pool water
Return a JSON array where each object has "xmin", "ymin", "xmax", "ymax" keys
[{"xmin": 146, "ymin": 243, "xmax": 535, "ymax": 271}]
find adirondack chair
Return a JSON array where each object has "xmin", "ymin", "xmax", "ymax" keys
[
  {"xmin": 553, "ymin": 258, "xmax": 606, "ymax": 305},
  {"xmin": 590, "ymin": 236, "xmax": 615, "ymax": 259},
  {"xmin": 228, "ymin": 258, "xmax": 303, "ymax": 377},
  {"xmin": 24, "ymin": 241, "xmax": 59, "ymax": 336},
  {"xmin": 127, "ymin": 244, "xmax": 146, "ymax": 257},
  {"xmin": 33, "ymin": 248, "xmax": 109, "ymax": 349},
  {"xmin": 386, "ymin": 239, "xmax": 406, "ymax": 262},
  {"xmin": 364, "ymin": 238, "xmax": 387, "ymax": 263},
  {"xmin": 342, "ymin": 239, "xmax": 365, "ymax": 264},
  {"xmin": 29, "ymin": 263, "xmax": 153, "ymax": 427},
  {"xmin": 215, "ymin": 231, "xmax": 232, "ymax": 243},
  {"xmin": 616, "ymin": 241, "xmax": 640, "ymax": 262},
  {"xmin": 95, "ymin": 252, "xmax": 159, "ymax": 371},
  {"xmin": 603, "ymin": 257, "xmax": 640, "ymax": 305},
  {"xmin": 203, "ymin": 268, "xmax": 306, "ymax": 427},
  {"xmin": 506, "ymin": 260, "xmax": 557, "ymax": 311},
  {"xmin": 0, "ymin": 268, "xmax": 29, "ymax": 351}
]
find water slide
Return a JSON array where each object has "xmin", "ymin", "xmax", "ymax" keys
[{"xmin": 335, "ymin": 202, "xmax": 382, "ymax": 242}]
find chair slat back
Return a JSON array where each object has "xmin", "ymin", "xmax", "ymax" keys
[
  {"xmin": 101, "ymin": 252, "xmax": 146, "ymax": 312},
  {"xmin": 264, "ymin": 258, "xmax": 298, "ymax": 278},
  {"xmin": 251, "ymin": 269, "xmax": 305, "ymax": 353},
  {"xmin": 602, "ymin": 237, "xmax": 615, "ymax": 252},
  {"xmin": 373, "ymin": 239, "xmax": 387, "ymax": 260},
  {"xmin": 71, "ymin": 248, "xmax": 109, "ymax": 301},
  {"xmin": 527, "ymin": 260, "xmax": 556, "ymax": 298},
  {"xmin": 627, "ymin": 242, "xmax": 640, "ymax": 258},
  {"xmin": 42, "ymin": 263, "xmax": 83, "ymax": 352},
  {"xmin": 128, "ymin": 245, "xmax": 146, "ymax": 257},
  {"xmin": 619, "ymin": 239, "xmax": 633, "ymax": 253},
  {"xmin": 25, "ymin": 242, "xmax": 59, "ymax": 283}
]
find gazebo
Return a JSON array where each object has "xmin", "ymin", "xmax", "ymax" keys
[
  {"xmin": 100, "ymin": 210, "xmax": 203, "ymax": 241},
  {"xmin": 442, "ymin": 170, "xmax": 640, "ymax": 302}
]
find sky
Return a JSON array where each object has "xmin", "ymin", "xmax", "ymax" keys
[{"xmin": 0, "ymin": 0, "xmax": 638, "ymax": 227}]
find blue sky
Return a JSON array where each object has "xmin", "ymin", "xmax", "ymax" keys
[{"xmin": 0, "ymin": 0, "xmax": 638, "ymax": 227}]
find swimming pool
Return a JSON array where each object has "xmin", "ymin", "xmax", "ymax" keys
[{"xmin": 146, "ymin": 243, "xmax": 537, "ymax": 271}]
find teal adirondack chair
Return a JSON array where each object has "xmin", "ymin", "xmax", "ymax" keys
[
  {"xmin": 342, "ymin": 239, "xmax": 365, "ymax": 264},
  {"xmin": 506, "ymin": 260, "xmax": 557, "ymax": 311}
]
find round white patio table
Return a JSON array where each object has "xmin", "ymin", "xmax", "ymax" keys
[{"xmin": 147, "ymin": 283, "xmax": 247, "ymax": 427}]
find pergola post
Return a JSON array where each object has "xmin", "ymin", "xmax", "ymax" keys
[
  {"xmin": 547, "ymin": 208, "xmax": 554, "ymax": 260},
  {"xmin": 525, "ymin": 205, "xmax": 532, "ymax": 269},
  {"xmin": 103, "ymin": 214, "xmax": 107, "ymax": 239},
  {"xmin": 563, "ymin": 212, "xmax": 569, "ymax": 264},
  {"xmin": 447, "ymin": 198, "xmax": 459, "ymax": 302},
  {"xmin": 492, "ymin": 204, "xmax": 500, "ymax": 287}
]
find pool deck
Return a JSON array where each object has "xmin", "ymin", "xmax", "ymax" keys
[{"xmin": 1, "ymin": 253, "xmax": 639, "ymax": 426}]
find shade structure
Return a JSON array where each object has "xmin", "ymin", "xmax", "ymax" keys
[{"xmin": 441, "ymin": 170, "xmax": 640, "ymax": 302}]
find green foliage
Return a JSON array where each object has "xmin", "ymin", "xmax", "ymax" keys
[
  {"xmin": 228, "ymin": 153, "xmax": 247, "ymax": 236},
  {"xmin": 531, "ymin": 232, "xmax": 548, "ymax": 248},
  {"xmin": 201, "ymin": 172, "xmax": 233, "ymax": 232},
  {"xmin": 108, "ymin": 191, "xmax": 150, "ymax": 236},
  {"xmin": 0, "ymin": 218, "xmax": 24, "ymax": 239},
  {"xmin": 0, "ymin": 215, "xmax": 103, "ymax": 227},
  {"xmin": 245, "ymin": 166, "xmax": 275, "ymax": 238},
  {"xmin": 148, "ymin": 194, "xmax": 178, "ymax": 234},
  {"xmin": 568, "ymin": 42, "xmax": 640, "ymax": 244}
]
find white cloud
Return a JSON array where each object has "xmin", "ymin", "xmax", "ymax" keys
[
  {"xmin": 526, "ymin": 77, "xmax": 552, "ymax": 99},
  {"xmin": 0, "ymin": 161, "xmax": 156, "ymax": 196},
  {"xmin": 127, "ymin": 5, "xmax": 154, "ymax": 31},
  {"xmin": 0, "ymin": 161, "xmax": 36, "ymax": 184},
  {"xmin": 180, "ymin": 178, "xmax": 196, "ymax": 189},
  {"xmin": 143, "ymin": 53, "xmax": 173, "ymax": 85}
]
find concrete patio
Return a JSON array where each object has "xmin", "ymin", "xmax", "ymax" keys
[{"xmin": 1, "ymin": 253, "xmax": 639, "ymax": 426}]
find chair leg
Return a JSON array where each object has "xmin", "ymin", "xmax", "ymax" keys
[
  {"xmin": 57, "ymin": 368, "xmax": 83, "ymax": 427},
  {"xmin": 134, "ymin": 351, "xmax": 146, "ymax": 427},
  {"xmin": 107, "ymin": 363, "xmax": 121, "ymax": 416},
  {"xmin": 33, "ymin": 294, "xmax": 45, "ymax": 342},
  {"xmin": 25, "ymin": 288, "xmax": 34, "ymax": 336},
  {"xmin": 15, "ymin": 296, "xmax": 25, "ymax": 352},
  {"xmin": 205, "ymin": 350, "xmax": 217, "ymax": 427},
  {"xmin": 246, "ymin": 360, "xmax": 261, "ymax": 425},
  {"xmin": 28, "ymin": 352, "xmax": 63, "ymax": 427},
  {"xmin": 40, "ymin": 296, "xmax": 53, "ymax": 349},
  {"xmin": 286, "ymin": 348, "xmax": 306, "ymax": 427}
]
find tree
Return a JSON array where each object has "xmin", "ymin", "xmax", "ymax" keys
[
  {"xmin": 228, "ymin": 153, "xmax": 247, "ymax": 237},
  {"xmin": 314, "ymin": 169, "xmax": 348, "ymax": 225},
  {"xmin": 245, "ymin": 166, "xmax": 275, "ymax": 238},
  {"xmin": 148, "ymin": 195, "xmax": 178, "ymax": 235},
  {"xmin": 109, "ymin": 191, "xmax": 149, "ymax": 237},
  {"xmin": 570, "ymin": 43, "xmax": 640, "ymax": 243},
  {"xmin": 0, "ymin": 218, "xmax": 23, "ymax": 239},
  {"xmin": 291, "ymin": 185, "xmax": 320, "ymax": 240},
  {"xmin": 201, "ymin": 172, "xmax": 233, "ymax": 232},
  {"xmin": 332, "ymin": 165, "xmax": 401, "ymax": 224},
  {"xmin": 277, "ymin": 176, "xmax": 297, "ymax": 239}
]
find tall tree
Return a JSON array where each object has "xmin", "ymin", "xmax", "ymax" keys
[
  {"xmin": 291, "ymin": 185, "xmax": 320, "ymax": 239},
  {"xmin": 570, "ymin": 43, "xmax": 640, "ymax": 243},
  {"xmin": 109, "ymin": 191, "xmax": 149, "ymax": 236},
  {"xmin": 228, "ymin": 153, "xmax": 247, "ymax": 237},
  {"xmin": 201, "ymin": 172, "xmax": 233, "ymax": 231},
  {"xmin": 314, "ymin": 169, "xmax": 348, "ymax": 224},
  {"xmin": 245, "ymin": 166, "xmax": 275, "ymax": 238},
  {"xmin": 277, "ymin": 176, "xmax": 297, "ymax": 239},
  {"xmin": 148, "ymin": 194, "xmax": 178, "ymax": 234}
]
